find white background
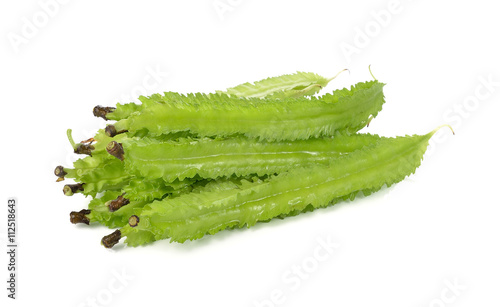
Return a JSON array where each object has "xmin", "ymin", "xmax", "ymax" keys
[{"xmin": 1, "ymin": 0, "xmax": 499, "ymax": 306}]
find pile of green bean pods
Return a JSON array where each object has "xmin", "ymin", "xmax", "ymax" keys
[{"xmin": 55, "ymin": 69, "xmax": 453, "ymax": 248}]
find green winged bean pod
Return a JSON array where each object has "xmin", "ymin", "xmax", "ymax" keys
[
  {"xmin": 95, "ymin": 70, "xmax": 344, "ymax": 121},
  {"xmin": 104, "ymin": 126, "xmax": 452, "ymax": 248},
  {"xmin": 109, "ymin": 80, "xmax": 385, "ymax": 141},
  {"xmin": 70, "ymin": 178, "xmax": 196, "ymax": 228},
  {"xmin": 56, "ymin": 69, "xmax": 454, "ymax": 250},
  {"xmin": 116, "ymin": 133, "xmax": 386, "ymax": 182},
  {"xmin": 221, "ymin": 70, "xmax": 347, "ymax": 98}
]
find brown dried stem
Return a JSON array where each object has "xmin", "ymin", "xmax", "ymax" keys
[
  {"xmin": 63, "ymin": 183, "xmax": 84, "ymax": 196},
  {"xmin": 106, "ymin": 141, "xmax": 125, "ymax": 161},
  {"xmin": 70, "ymin": 209, "xmax": 91, "ymax": 225},
  {"xmin": 128, "ymin": 215, "xmax": 140, "ymax": 227},
  {"xmin": 107, "ymin": 194, "xmax": 130, "ymax": 212},
  {"xmin": 74, "ymin": 143, "xmax": 95, "ymax": 156},
  {"xmin": 54, "ymin": 166, "xmax": 67, "ymax": 178},
  {"xmin": 93, "ymin": 105, "xmax": 116, "ymax": 120},
  {"xmin": 101, "ymin": 230, "xmax": 121, "ymax": 248},
  {"xmin": 105, "ymin": 125, "xmax": 127, "ymax": 137}
]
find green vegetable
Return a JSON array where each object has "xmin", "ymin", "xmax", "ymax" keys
[
  {"xmin": 97, "ymin": 70, "xmax": 345, "ymax": 122},
  {"xmin": 70, "ymin": 177, "xmax": 197, "ymax": 228},
  {"xmin": 221, "ymin": 70, "xmax": 347, "ymax": 98},
  {"xmin": 109, "ymin": 127, "xmax": 452, "ymax": 246},
  {"xmin": 55, "ymin": 69, "xmax": 452, "ymax": 250},
  {"xmin": 118, "ymin": 133, "xmax": 385, "ymax": 182},
  {"xmin": 110, "ymin": 80, "xmax": 385, "ymax": 141}
]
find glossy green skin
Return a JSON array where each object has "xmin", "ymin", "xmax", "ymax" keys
[
  {"xmin": 80, "ymin": 158, "xmax": 132, "ymax": 197},
  {"xmin": 221, "ymin": 71, "xmax": 334, "ymax": 98},
  {"xmin": 94, "ymin": 133, "xmax": 384, "ymax": 226},
  {"xmin": 105, "ymin": 71, "xmax": 336, "ymax": 121},
  {"xmin": 87, "ymin": 177, "xmax": 249, "ymax": 228},
  {"xmin": 106, "ymin": 103, "xmax": 142, "ymax": 121},
  {"xmin": 91, "ymin": 129, "xmax": 129, "ymax": 153},
  {"xmin": 87, "ymin": 178, "xmax": 195, "ymax": 228},
  {"xmin": 87, "ymin": 191, "xmax": 140, "ymax": 228},
  {"xmin": 63, "ymin": 131, "xmax": 197, "ymax": 197},
  {"xmin": 63, "ymin": 131, "xmax": 129, "ymax": 183},
  {"xmin": 112, "ymin": 81, "xmax": 385, "ymax": 141},
  {"xmin": 65, "ymin": 71, "xmax": 362, "ymax": 190},
  {"xmin": 121, "ymin": 134, "xmax": 385, "ymax": 182},
  {"xmin": 64, "ymin": 152, "xmax": 131, "ymax": 198},
  {"xmin": 120, "ymin": 131, "xmax": 435, "ymax": 246}
]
